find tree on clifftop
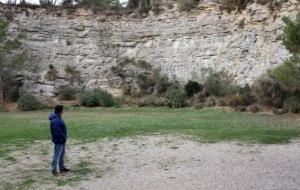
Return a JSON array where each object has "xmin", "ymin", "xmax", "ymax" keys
[
  {"xmin": 0, "ymin": 18, "xmax": 24, "ymax": 103},
  {"xmin": 127, "ymin": 0, "xmax": 152, "ymax": 9},
  {"xmin": 75, "ymin": 0, "xmax": 121, "ymax": 8}
]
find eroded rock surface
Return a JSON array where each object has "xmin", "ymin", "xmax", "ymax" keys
[{"xmin": 1, "ymin": 0, "xmax": 299, "ymax": 97}]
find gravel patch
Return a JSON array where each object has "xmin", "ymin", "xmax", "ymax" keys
[{"xmin": 1, "ymin": 135, "xmax": 300, "ymax": 190}]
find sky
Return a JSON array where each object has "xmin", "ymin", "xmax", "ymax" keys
[{"xmin": 1, "ymin": 0, "xmax": 128, "ymax": 5}]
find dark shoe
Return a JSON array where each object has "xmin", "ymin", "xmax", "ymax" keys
[
  {"xmin": 52, "ymin": 170, "xmax": 61, "ymax": 177},
  {"xmin": 60, "ymin": 168, "xmax": 71, "ymax": 173}
]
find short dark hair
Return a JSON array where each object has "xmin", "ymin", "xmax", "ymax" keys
[{"xmin": 54, "ymin": 105, "xmax": 64, "ymax": 114}]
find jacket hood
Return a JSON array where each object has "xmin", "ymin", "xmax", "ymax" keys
[{"xmin": 49, "ymin": 112, "xmax": 59, "ymax": 121}]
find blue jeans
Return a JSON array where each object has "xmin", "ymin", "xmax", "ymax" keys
[{"xmin": 51, "ymin": 144, "xmax": 65, "ymax": 172}]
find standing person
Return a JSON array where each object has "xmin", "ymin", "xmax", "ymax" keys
[{"xmin": 49, "ymin": 105, "xmax": 70, "ymax": 176}]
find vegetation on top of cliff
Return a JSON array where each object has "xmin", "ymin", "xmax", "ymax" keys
[
  {"xmin": 74, "ymin": 0, "xmax": 122, "ymax": 9},
  {"xmin": 0, "ymin": 0, "xmax": 291, "ymax": 17},
  {"xmin": 218, "ymin": 0, "xmax": 287, "ymax": 13}
]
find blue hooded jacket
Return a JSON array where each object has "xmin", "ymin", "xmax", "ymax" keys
[{"xmin": 49, "ymin": 112, "xmax": 67, "ymax": 144}]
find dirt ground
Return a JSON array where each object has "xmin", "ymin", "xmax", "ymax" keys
[{"xmin": 1, "ymin": 135, "xmax": 300, "ymax": 190}]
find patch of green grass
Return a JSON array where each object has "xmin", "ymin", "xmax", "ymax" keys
[
  {"xmin": 56, "ymin": 179, "xmax": 69, "ymax": 186},
  {"xmin": 2, "ymin": 183, "xmax": 14, "ymax": 190},
  {"xmin": 55, "ymin": 161, "xmax": 92, "ymax": 186},
  {"xmin": 0, "ymin": 104, "xmax": 7, "ymax": 112},
  {"xmin": 40, "ymin": 147, "xmax": 48, "ymax": 156},
  {"xmin": 2, "ymin": 178, "xmax": 36, "ymax": 190},
  {"xmin": 1, "ymin": 162, "xmax": 93, "ymax": 189},
  {"xmin": 17, "ymin": 178, "xmax": 36, "ymax": 190},
  {"xmin": 0, "ymin": 107, "xmax": 300, "ymax": 149},
  {"xmin": 74, "ymin": 161, "xmax": 92, "ymax": 176},
  {"xmin": 4, "ymin": 155, "xmax": 17, "ymax": 163}
]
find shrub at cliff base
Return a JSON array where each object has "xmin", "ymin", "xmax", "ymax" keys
[
  {"xmin": 137, "ymin": 95, "xmax": 166, "ymax": 107},
  {"xmin": 227, "ymin": 95, "xmax": 248, "ymax": 108},
  {"xmin": 166, "ymin": 86, "xmax": 185, "ymax": 108},
  {"xmin": 17, "ymin": 95, "xmax": 42, "ymax": 111},
  {"xmin": 246, "ymin": 104, "xmax": 260, "ymax": 113},
  {"xmin": 184, "ymin": 80, "xmax": 202, "ymax": 97},
  {"xmin": 227, "ymin": 86, "xmax": 255, "ymax": 109},
  {"xmin": 137, "ymin": 70, "xmax": 171, "ymax": 96},
  {"xmin": 273, "ymin": 55, "xmax": 300, "ymax": 93},
  {"xmin": 58, "ymin": 86, "xmax": 77, "ymax": 100},
  {"xmin": 204, "ymin": 96, "xmax": 216, "ymax": 107},
  {"xmin": 252, "ymin": 73, "xmax": 287, "ymax": 108},
  {"xmin": 282, "ymin": 14, "xmax": 300, "ymax": 54},
  {"xmin": 80, "ymin": 89, "xmax": 114, "ymax": 107},
  {"xmin": 283, "ymin": 96, "xmax": 300, "ymax": 113},
  {"xmin": 203, "ymin": 71, "xmax": 238, "ymax": 97}
]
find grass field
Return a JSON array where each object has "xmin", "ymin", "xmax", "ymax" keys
[
  {"xmin": 1, "ymin": 107, "xmax": 300, "ymax": 149},
  {"xmin": 1, "ymin": 107, "xmax": 300, "ymax": 189}
]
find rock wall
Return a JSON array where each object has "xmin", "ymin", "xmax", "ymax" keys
[{"xmin": 1, "ymin": 0, "xmax": 299, "ymax": 97}]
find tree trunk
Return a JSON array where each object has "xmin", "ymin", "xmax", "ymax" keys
[{"xmin": 139, "ymin": 0, "xmax": 142, "ymax": 10}]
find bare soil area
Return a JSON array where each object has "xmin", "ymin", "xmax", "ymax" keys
[{"xmin": 1, "ymin": 135, "xmax": 300, "ymax": 190}]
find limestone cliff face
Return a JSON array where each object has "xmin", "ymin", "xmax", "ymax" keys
[{"xmin": 1, "ymin": 0, "xmax": 299, "ymax": 97}]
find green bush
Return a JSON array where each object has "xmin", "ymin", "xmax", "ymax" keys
[
  {"xmin": 137, "ymin": 70, "xmax": 171, "ymax": 96},
  {"xmin": 252, "ymin": 73, "xmax": 287, "ymax": 108},
  {"xmin": 9, "ymin": 86, "xmax": 20, "ymax": 102},
  {"xmin": 283, "ymin": 96, "xmax": 300, "ymax": 113},
  {"xmin": 238, "ymin": 84, "xmax": 252, "ymax": 96},
  {"xmin": 155, "ymin": 74, "xmax": 171, "ymax": 95},
  {"xmin": 237, "ymin": 84, "xmax": 256, "ymax": 105},
  {"xmin": 166, "ymin": 86, "xmax": 185, "ymax": 108},
  {"xmin": 80, "ymin": 89, "xmax": 114, "ymax": 107},
  {"xmin": 111, "ymin": 58, "xmax": 171, "ymax": 97},
  {"xmin": 184, "ymin": 80, "xmax": 202, "ymax": 97},
  {"xmin": 17, "ymin": 95, "xmax": 42, "ymax": 111},
  {"xmin": 273, "ymin": 55, "xmax": 300, "ymax": 92},
  {"xmin": 203, "ymin": 71, "xmax": 238, "ymax": 97},
  {"xmin": 282, "ymin": 14, "xmax": 300, "ymax": 53},
  {"xmin": 137, "ymin": 73, "xmax": 155, "ymax": 94},
  {"xmin": 58, "ymin": 86, "xmax": 77, "ymax": 100}
]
